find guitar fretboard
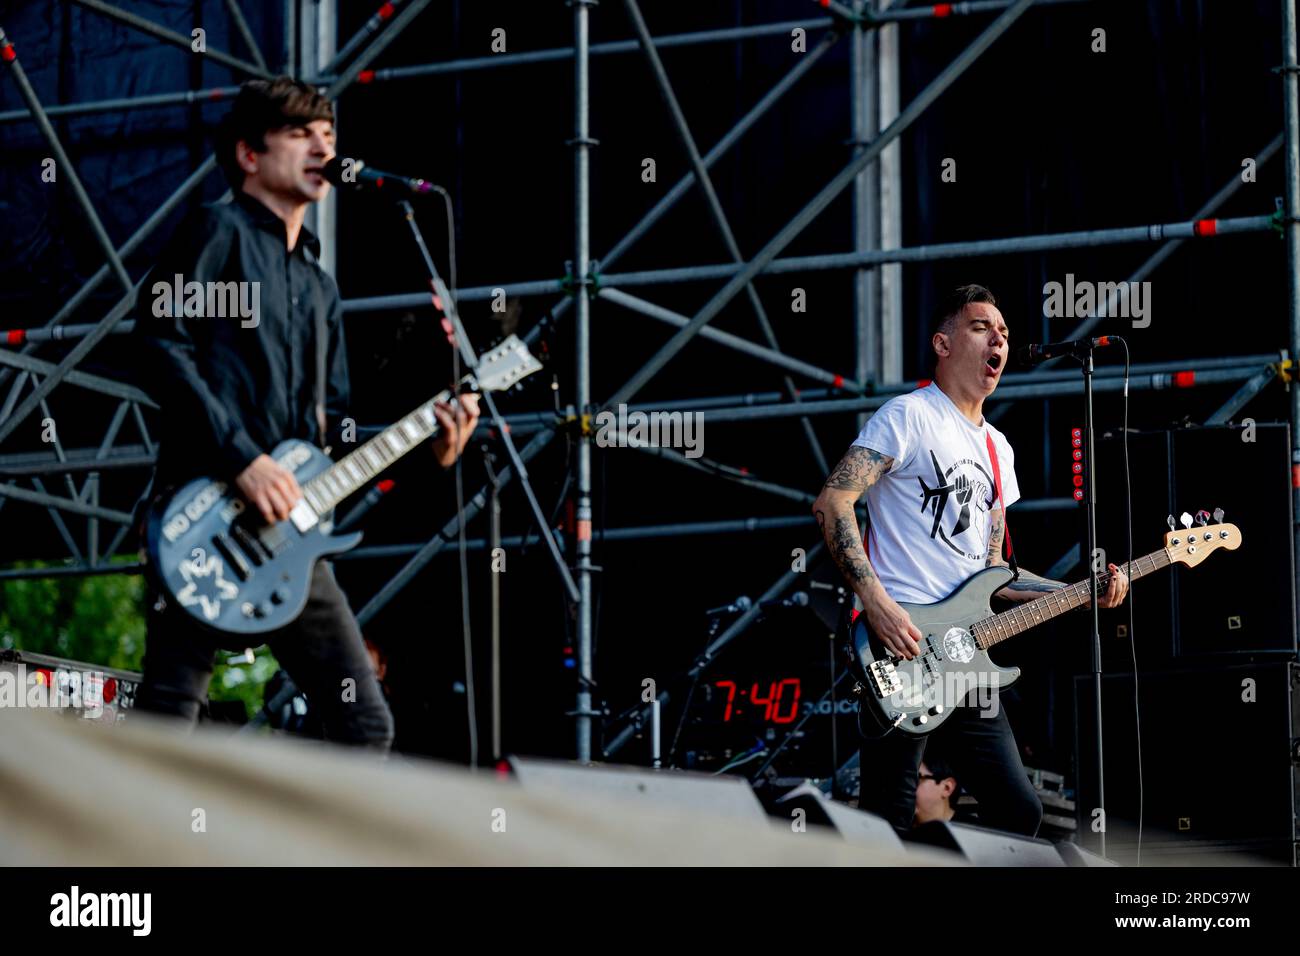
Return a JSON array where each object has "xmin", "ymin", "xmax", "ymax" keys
[
  {"xmin": 302, "ymin": 388, "xmax": 455, "ymax": 515},
  {"xmin": 972, "ymin": 548, "xmax": 1172, "ymax": 649}
]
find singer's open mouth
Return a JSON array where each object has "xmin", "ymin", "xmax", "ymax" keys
[{"xmin": 986, "ymin": 353, "xmax": 1002, "ymax": 371}]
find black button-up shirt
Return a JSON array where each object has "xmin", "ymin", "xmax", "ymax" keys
[{"xmin": 134, "ymin": 190, "xmax": 349, "ymax": 489}]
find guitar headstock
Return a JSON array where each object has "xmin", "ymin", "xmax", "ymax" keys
[
  {"xmin": 471, "ymin": 335, "xmax": 543, "ymax": 393},
  {"xmin": 1163, "ymin": 507, "xmax": 1241, "ymax": 568}
]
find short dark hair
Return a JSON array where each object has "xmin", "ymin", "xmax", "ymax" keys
[
  {"xmin": 921, "ymin": 753, "xmax": 960, "ymax": 809},
  {"xmin": 215, "ymin": 77, "xmax": 335, "ymax": 187},
  {"xmin": 930, "ymin": 284, "xmax": 997, "ymax": 371},
  {"xmin": 932, "ymin": 283, "xmax": 997, "ymax": 337}
]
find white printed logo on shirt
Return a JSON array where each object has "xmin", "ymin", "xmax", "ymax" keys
[
  {"xmin": 850, "ymin": 382, "xmax": 1020, "ymax": 604},
  {"xmin": 917, "ymin": 448, "xmax": 996, "ymax": 561}
]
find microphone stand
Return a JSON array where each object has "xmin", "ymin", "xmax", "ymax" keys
[
  {"xmin": 483, "ymin": 446, "xmax": 503, "ymax": 763},
  {"xmin": 395, "ymin": 200, "xmax": 581, "ymax": 611},
  {"xmin": 1076, "ymin": 342, "xmax": 1106, "ymax": 858}
]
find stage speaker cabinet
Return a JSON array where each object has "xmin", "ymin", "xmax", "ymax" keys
[
  {"xmin": 507, "ymin": 756, "xmax": 770, "ymax": 825},
  {"xmin": 774, "ymin": 780, "xmax": 906, "ymax": 852},
  {"xmin": 1096, "ymin": 423, "xmax": 1296, "ymax": 664},
  {"xmin": 903, "ymin": 819, "xmax": 1066, "ymax": 866},
  {"xmin": 1073, "ymin": 660, "xmax": 1300, "ymax": 865},
  {"xmin": 1055, "ymin": 842, "xmax": 1120, "ymax": 866}
]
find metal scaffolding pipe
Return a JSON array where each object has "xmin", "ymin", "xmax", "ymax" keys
[
  {"xmin": 871, "ymin": 0, "xmax": 1087, "ymax": 22},
  {"xmin": 594, "ymin": 215, "xmax": 1274, "ymax": 290},
  {"xmin": 340, "ymin": 213, "xmax": 1272, "ymax": 314},
  {"xmin": 354, "ymin": 429, "xmax": 558, "ymax": 626},
  {"xmin": 620, "ymin": 0, "xmax": 832, "ymax": 475},
  {"xmin": 540, "ymin": 29, "xmax": 842, "ymax": 337},
  {"xmin": 597, "ymin": 288, "xmax": 860, "ymax": 391},
  {"xmin": 347, "ymin": 18, "xmax": 835, "ymax": 84},
  {"xmin": 1282, "ymin": 0, "xmax": 1300, "ymax": 630},
  {"xmin": 324, "ymin": 0, "xmax": 409, "ymax": 75},
  {"xmin": 342, "ymin": 30, "xmax": 842, "ymax": 320},
  {"xmin": 608, "ymin": 0, "xmax": 1040, "ymax": 406},
  {"xmin": 0, "ymin": 156, "xmax": 217, "ymax": 393},
  {"xmin": 986, "ymin": 132, "xmax": 1285, "ymax": 429},
  {"xmin": 0, "ymin": 321, "xmax": 136, "ymax": 344},
  {"xmin": 572, "ymin": 0, "xmax": 597, "ymax": 764},
  {"xmin": 0, "ymin": 25, "xmax": 133, "ymax": 296},
  {"xmin": 0, "ymin": 482, "xmax": 133, "ymax": 523},
  {"xmin": 321, "ymin": 0, "xmax": 433, "ymax": 97},
  {"xmin": 611, "ymin": 428, "xmax": 817, "ymax": 506},
  {"xmin": 687, "ymin": 365, "xmax": 1269, "ymax": 425},
  {"xmin": 70, "ymin": 0, "xmax": 272, "ymax": 79},
  {"xmin": 340, "ymin": 516, "xmax": 816, "ymax": 560},
  {"xmin": 0, "ymin": 347, "xmax": 156, "ymax": 408},
  {"xmin": 0, "ymin": 85, "xmax": 242, "ymax": 125},
  {"xmin": 224, "ymin": 0, "xmax": 268, "ymax": 72},
  {"xmin": 0, "ymin": 445, "xmax": 153, "ymax": 476},
  {"xmin": 496, "ymin": 355, "xmax": 1282, "ymax": 436},
  {"xmin": 0, "ymin": 287, "xmax": 140, "ymax": 445}
]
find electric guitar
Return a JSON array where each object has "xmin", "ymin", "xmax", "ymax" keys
[
  {"xmin": 143, "ymin": 335, "xmax": 542, "ymax": 636},
  {"xmin": 848, "ymin": 509, "xmax": 1241, "ymax": 737}
]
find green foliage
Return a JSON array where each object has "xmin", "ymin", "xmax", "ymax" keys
[
  {"xmin": 0, "ymin": 559, "xmax": 146, "ymax": 671},
  {"xmin": 0, "ymin": 560, "xmax": 277, "ymax": 719}
]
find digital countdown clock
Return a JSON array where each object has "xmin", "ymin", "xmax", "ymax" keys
[{"xmin": 712, "ymin": 678, "xmax": 801, "ymax": 724}]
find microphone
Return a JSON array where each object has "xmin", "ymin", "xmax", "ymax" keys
[
  {"xmin": 705, "ymin": 595, "xmax": 752, "ymax": 617},
  {"xmin": 760, "ymin": 591, "xmax": 810, "ymax": 611},
  {"xmin": 1017, "ymin": 336, "xmax": 1113, "ymax": 365},
  {"xmin": 322, "ymin": 156, "xmax": 439, "ymax": 197}
]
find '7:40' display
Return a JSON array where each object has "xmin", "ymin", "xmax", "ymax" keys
[{"xmin": 714, "ymin": 678, "xmax": 801, "ymax": 724}]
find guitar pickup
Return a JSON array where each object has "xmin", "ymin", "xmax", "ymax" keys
[
  {"xmin": 231, "ymin": 524, "xmax": 268, "ymax": 565},
  {"xmin": 211, "ymin": 534, "xmax": 251, "ymax": 580}
]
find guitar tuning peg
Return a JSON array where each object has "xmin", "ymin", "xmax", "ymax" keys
[
  {"xmin": 1213, "ymin": 507, "xmax": 1224, "ymax": 524},
  {"xmin": 1179, "ymin": 511, "xmax": 1193, "ymax": 529},
  {"xmin": 1166, "ymin": 514, "xmax": 1176, "ymax": 531},
  {"xmin": 1196, "ymin": 510, "xmax": 1210, "ymax": 527}
]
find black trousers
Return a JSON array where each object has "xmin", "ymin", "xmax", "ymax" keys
[
  {"xmin": 858, "ymin": 693, "xmax": 1043, "ymax": 837},
  {"xmin": 135, "ymin": 561, "xmax": 395, "ymax": 751}
]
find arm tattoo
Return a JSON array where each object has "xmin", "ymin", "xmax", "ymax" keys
[
  {"xmin": 822, "ymin": 446, "xmax": 894, "ymax": 497},
  {"xmin": 815, "ymin": 446, "xmax": 892, "ymax": 591},
  {"xmin": 821, "ymin": 514, "xmax": 875, "ymax": 588},
  {"xmin": 985, "ymin": 507, "xmax": 1005, "ymax": 567}
]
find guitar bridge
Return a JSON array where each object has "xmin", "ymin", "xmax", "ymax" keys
[{"xmin": 867, "ymin": 659, "xmax": 902, "ymax": 698}]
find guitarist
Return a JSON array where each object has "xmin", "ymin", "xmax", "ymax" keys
[
  {"xmin": 812, "ymin": 285, "xmax": 1127, "ymax": 835},
  {"xmin": 131, "ymin": 77, "xmax": 479, "ymax": 749}
]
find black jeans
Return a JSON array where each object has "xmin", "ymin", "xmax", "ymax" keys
[
  {"xmin": 135, "ymin": 561, "xmax": 394, "ymax": 751},
  {"xmin": 858, "ymin": 693, "xmax": 1043, "ymax": 837}
]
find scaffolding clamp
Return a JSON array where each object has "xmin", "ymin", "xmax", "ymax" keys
[
  {"xmin": 1271, "ymin": 197, "xmax": 1300, "ymax": 236},
  {"xmin": 1276, "ymin": 358, "xmax": 1295, "ymax": 385},
  {"xmin": 559, "ymin": 408, "xmax": 599, "ymax": 437},
  {"xmin": 560, "ymin": 260, "xmax": 601, "ymax": 299}
]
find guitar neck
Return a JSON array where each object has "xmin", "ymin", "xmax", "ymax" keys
[
  {"xmin": 974, "ymin": 548, "xmax": 1172, "ymax": 649},
  {"xmin": 302, "ymin": 388, "xmax": 457, "ymax": 515}
]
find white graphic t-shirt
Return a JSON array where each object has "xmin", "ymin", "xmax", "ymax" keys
[{"xmin": 850, "ymin": 382, "xmax": 1019, "ymax": 604}]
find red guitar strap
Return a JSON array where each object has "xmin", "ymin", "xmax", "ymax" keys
[{"xmin": 985, "ymin": 431, "xmax": 1017, "ymax": 573}]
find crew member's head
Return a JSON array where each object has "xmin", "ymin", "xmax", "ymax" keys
[
  {"xmin": 930, "ymin": 284, "xmax": 1008, "ymax": 398},
  {"xmin": 217, "ymin": 76, "xmax": 336, "ymax": 205},
  {"xmin": 913, "ymin": 755, "xmax": 959, "ymax": 825}
]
